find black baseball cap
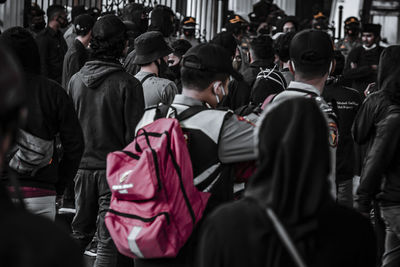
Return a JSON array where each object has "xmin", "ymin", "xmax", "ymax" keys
[
  {"xmin": 74, "ymin": 14, "xmax": 95, "ymax": 36},
  {"xmin": 290, "ymin": 29, "xmax": 334, "ymax": 66},
  {"xmin": 182, "ymin": 43, "xmax": 242, "ymax": 81},
  {"xmin": 92, "ymin": 14, "xmax": 126, "ymax": 41}
]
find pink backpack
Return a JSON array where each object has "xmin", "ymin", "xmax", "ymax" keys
[{"xmin": 105, "ymin": 107, "xmax": 210, "ymax": 259}]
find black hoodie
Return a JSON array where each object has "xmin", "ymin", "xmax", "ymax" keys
[
  {"xmin": 196, "ymin": 98, "xmax": 375, "ymax": 267},
  {"xmin": 67, "ymin": 60, "xmax": 145, "ymax": 169}
]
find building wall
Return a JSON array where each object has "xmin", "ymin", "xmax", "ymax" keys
[{"xmin": 0, "ymin": 0, "xmax": 24, "ymax": 31}]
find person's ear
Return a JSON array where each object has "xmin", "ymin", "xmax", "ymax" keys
[{"xmin": 289, "ymin": 60, "xmax": 296, "ymax": 74}]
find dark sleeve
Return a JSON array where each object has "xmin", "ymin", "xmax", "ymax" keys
[
  {"xmin": 124, "ymin": 78, "xmax": 145, "ymax": 145},
  {"xmin": 355, "ymin": 113, "xmax": 400, "ymax": 213},
  {"xmin": 56, "ymin": 88, "xmax": 85, "ymax": 195},
  {"xmin": 343, "ymin": 47, "xmax": 374, "ymax": 81},
  {"xmin": 352, "ymin": 96, "xmax": 375, "ymax": 145},
  {"xmin": 222, "ymin": 79, "xmax": 251, "ymax": 110},
  {"xmin": 36, "ymin": 35, "xmax": 49, "ymax": 77}
]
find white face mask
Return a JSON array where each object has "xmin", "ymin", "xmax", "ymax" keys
[{"xmin": 214, "ymin": 82, "xmax": 226, "ymax": 104}]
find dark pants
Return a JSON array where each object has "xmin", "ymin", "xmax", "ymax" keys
[
  {"xmin": 336, "ymin": 178, "xmax": 353, "ymax": 208},
  {"xmin": 381, "ymin": 205, "xmax": 400, "ymax": 267},
  {"xmin": 71, "ymin": 169, "xmax": 117, "ymax": 267}
]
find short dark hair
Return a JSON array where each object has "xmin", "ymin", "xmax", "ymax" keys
[
  {"xmin": 250, "ymin": 34, "xmax": 274, "ymax": 60},
  {"xmin": 294, "ymin": 61, "xmax": 331, "ymax": 80},
  {"xmin": 181, "ymin": 67, "xmax": 229, "ymax": 91},
  {"xmin": 210, "ymin": 31, "xmax": 237, "ymax": 59},
  {"xmin": 47, "ymin": 5, "xmax": 65, "ymax": 21},
  {"xmin": 276, "ymin": 31, "xmax": 295, "ymax": 63}
]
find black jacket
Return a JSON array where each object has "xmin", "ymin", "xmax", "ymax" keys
[
  {"xmin": 68, "ymin": 60, "xmax": 145, "ymax": 170},
  {"xmin": 36, "ymin": 27, "xmax": 68, "ymax": 84},
  {"xmin": 62, "ymin": 39, "xmax": 88, "ymax": 89},
  {"xmin": 242, "ymin": 59, "xmax": 274, "ymax": 88},
  {"xmin": 2, "ymin": 73, "xmax": 84, "ymax": 195},
  {"xmin": 354, "ymin": 92, "xmax": 400, "ymax": 212},
  {"xmin": 323, "ymin": 79, "xmax": 362, "ymax": 182}
]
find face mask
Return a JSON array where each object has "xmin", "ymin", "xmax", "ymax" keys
[
  {"xmin": 214, "ymin": 82, "xmax": 227, "ymax": 104},
  {"xmin": 169, "ymin": 64, "xmax": 180, "ymax": 79},
  {"xmin": 31, "ymin": 21, "xmax": 46, "ymax": 32}
]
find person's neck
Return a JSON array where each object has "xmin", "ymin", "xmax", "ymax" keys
[
  {"xmin": 182, "ymin": 87, "xmax": 210, "ymax": 104},
  {"xmin": 77, "ymin": 35, "xmax": 90, "ymax": 48},
  {"xmin": 140, "ymin": 62, "xmax": 158, "ymax": 76},
  {"xmin": 295, "ymin": 76, "xmax": 327, "ymax": 94},
  {"xmin": 48, "ymin": 20, "xmax": 59, "ymax": 32}
]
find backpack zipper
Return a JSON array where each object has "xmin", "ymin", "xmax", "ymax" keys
[{"xmin": 108, "ymin": 209, "xmax": 170, "ymax": 225}]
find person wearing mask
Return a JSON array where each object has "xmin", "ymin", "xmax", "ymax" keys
[
  {"xmin": 180, "ymin": 16, "xmax": 200, "ymax": 47},
  {"xmin": 134, "ymin": 31, "xmax": 178, "ymax": 108},
  {"xmin": 121, "ymin": 3, "xmax": 149, "ymax": 54},
  {"xmin": 25, "ymin": 4, "xmax": 46, "ymax": 38},
  {"xmin": 62, "ymin": 14, "xmax": 94, "ymax": 89},
  {"xmin": 134, "ymin": 43, "xmax": 257, "ymax": 267},
  {"xmin": 35, "ymin": 4, "xmax": 68, "ymax": 84},
  {"xmin": 64, "ymin": 5, "xmax": 87, "ymax": 49},
  {"xmin": 196, "ymin": 97, "xmax": 376, "ymax": 267},
  {"xmin": 271, "ymin": 29, "xmax": 338, "ymax": 198},
  {"xmin": 168, "ymin": 39, "xmax": 192, "ymax": 92},
  {"xmin": 353, "ymin": 46, "xmax": 400, "ymax": 267},
  {"xmin": 323, "ymin": 50, "xmax": 362, "ymax": 208},
  {"xmin": 336, "ymin": 17, "xmax": 362, "ymax": 58},
  {"xmin": 0, "ymin": 27, "xmax": 84, "ymax": 221},
  {"xmin": 67, "ymin": 15, "xmax": 145, "ymax": 267},
  {"xmin": 344, "ymin": 23, "xmax": 385, "ymax": 97},
  {"xmin": 247, "ymin": 34, "xmax": 286, "ymax": 106},
  {"xmin": 211, "ymin": 31, "xmax": 250, "ymax": 110},
  {"xmin": 0, "ymin": 41, "xmax": 84, "ymax": 267}
]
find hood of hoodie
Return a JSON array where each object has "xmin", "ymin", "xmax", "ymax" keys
[
  {"xmin": 78, "ymin": 60, "xmax": 124, "ymax": 89},
  {"xmin": 378, "ymin": 45, "xmax": 400, "ymax": 103}
]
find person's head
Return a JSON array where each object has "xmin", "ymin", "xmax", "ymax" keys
[
  {"xmin": 88, "ymin": 7, "xmax": 101, "ymax": 21},
  {"xmin": 275, "ymin": 31, "xmax": 295, "ymax": 64},
  {"xmin": 249, "ymin": 34, "xmax": 274, "ymax": 63},
  {"xmin": 46, "ymin": 4, "xmax": 68, "ymax": 29},
  {"xmin": 362, "ymin": 23, "xmax": 381, "ymax": 48},
  {"xmin": 148, "ymin": 5, "xmax": 175, "ymax": 38},
  {"xmin": 225, "ymin": 14, "xmax": 247, "ymax": 41},
  {"xmin": 277, "ymin": 16, "xmax": 298, "ymax": 33},
  {"xmin": 0, "ymin": 27, "xmax": 41, "ymax": 75},
  {"xmin": 181, "ymin": 16, "xmax": 196, "ymax": 38},
  {"xmin": 26, "ymin": 4, "xmax": 45, "ymax": 32},
  {"xmin": 71, "ymin": 5, "xmax": 86, "ymax": 24},
  {"xmin": 122, "ymin": 3, "xmax": 148, "ymax": 34},
  {"xmin": 133, "ymin": 31, "xmax": 173, "ymax": 73},
  {"xmin": 210, "ymin": 31, "xmax": 237, "ymax": 60},
  {"xmin": 312, "ymin": 12, "xmax": 328, "ymax": 31},
  {"xmin": 74, "ymin": 14, "xmax": 94, "ymax": 38},
  {"xmin": 289, "ymin": 29, "xmax": 334, "ymax": 81},
  {"xmin": 0, "ymin": 45, "xmax": 26, "ymax": 169},
  {"xmin": 181, "ymin": 43, "xmax": 241, "ymax": 108},
  {"xmin": 377, "ymin": 45, "xmax": 400, "ymax": 103},
  {"xmin": 90, "ymin": 15, "xmax": 127, "ymax": 60},
  {"xmin": 344, "ymin": 16, "xmax": 360, "ymax": 38},
  {"xmin": 168, "ymin": 39, "xmax": 192, "ymax": 66}
]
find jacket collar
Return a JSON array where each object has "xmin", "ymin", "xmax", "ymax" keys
[{"xmin": 287, "ymin": 81, "xmax": 321, "ymax": 96}]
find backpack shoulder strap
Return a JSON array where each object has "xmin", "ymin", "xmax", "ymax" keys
[
  {"xmin": 176, "ymin": 106, "xmax": 209, "ymax": 121},
  {"xmin": 265, "ymin": 207, "xmax": 308, "ymax": 267},
  {"xmin": 140, "ymin": 73, "xmax": 156, "ymax": 84}
]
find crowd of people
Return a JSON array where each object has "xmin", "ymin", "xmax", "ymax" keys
[{"xmin": 0, "ymin": 0, "xmax": 399, "ymax": 267}]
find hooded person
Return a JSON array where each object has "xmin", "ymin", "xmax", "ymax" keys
[
  {"xmin": 67, "ymin": 15, "xmax": 145, "ymax": 267},
  {"xmin": 134, "ymin": 31, "xmax": 179, "ymax": 107},
  {"xmin": 0, "ymin": 42, "xmax": 84, "ymax": 267},
  {"xmin": 353, "ymin": 46, "xmax": 400, "ymax": 266},
  {"xmin": 196, "ymin": 97, "xmax": 376, "ymax": 267}
]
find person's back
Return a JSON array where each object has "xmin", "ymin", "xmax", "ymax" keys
[
  {"xmin": 134, "ymin": 43, "xmax": 256, "ymax": 267},
  {"xmin": 67, "ymin": 15, "xmax": 145, "ymax": 267},
  {"xmin": 196, "ymin": 98, "xmax": 376, "ymax": 267},
  {"xmin": 133, "ymin": 31, "xmax": 178, "ymax": 108}
]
